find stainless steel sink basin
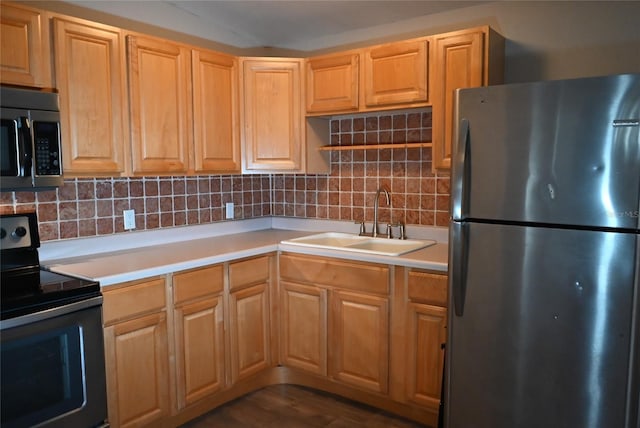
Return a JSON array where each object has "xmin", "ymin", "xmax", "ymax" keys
[{"xmin": 281, "ymin": 232, "xmax": 436, "ymax": 256}]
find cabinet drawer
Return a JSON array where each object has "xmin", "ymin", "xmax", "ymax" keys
[
  {"xmin": 103, "ymin": 277, "xmax": 166, "ymax": 324},
  {"xmin": 407, "ymin": 271, "xmax": 447, "ymax": 306},
  {"xmin": 280, "ymin": 253, "xmax": 389, "ymax": 295},
  {"xmin": 229, "ymin": 255, "xmax": 270, "ymax": 290},
  {"xmin": 173, "ymin": 264, "xmax": 224, "ymax": 305}
]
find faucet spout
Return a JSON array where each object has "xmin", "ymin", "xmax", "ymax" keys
[{"xmin": 373, "ymin": 187, "xmax": 390, "ymax": 238}]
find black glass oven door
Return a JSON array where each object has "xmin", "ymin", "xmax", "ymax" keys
[{"xmin": 0, "ymin": 303, "xmax": 108, "ymax": 428}]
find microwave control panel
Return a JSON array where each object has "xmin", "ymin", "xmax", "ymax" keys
[{"xmin": 33, "ymin": 121, "xmax": 61, "ymax": 176}]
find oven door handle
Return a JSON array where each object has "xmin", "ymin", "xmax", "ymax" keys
[{"xmin": 0, "ymin": 296, "xmax": 103, "ymax": 330}]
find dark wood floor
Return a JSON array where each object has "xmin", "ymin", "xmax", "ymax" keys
[{"xmin": 180, "ymin": 384, "xmax": 428, "ymax": 428}]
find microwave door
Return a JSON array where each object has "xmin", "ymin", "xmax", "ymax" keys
[
  {"xmin": 0, "ymin": 114, "xmax": 33, "ymax": 191},
  {"xmin": 1, "ymin": 118, "xmax": 20, "ymax": 176}
]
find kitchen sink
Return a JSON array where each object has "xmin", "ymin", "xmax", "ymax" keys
[{"xmin": 281, "ymin": 232, "xmax": 436, "ymax": 256}]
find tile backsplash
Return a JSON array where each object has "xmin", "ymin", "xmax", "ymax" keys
[{"xmin": 0, "ymin": 110, "xmax": 450, "ymax": 242}]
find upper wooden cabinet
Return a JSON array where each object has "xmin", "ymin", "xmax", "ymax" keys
[
  {"xmin": 240, "ymin": 58, "xmax": 305, "ymax": 172},
  {"xmin": 431, "ymin": 26, "xmax": 504, "ymax": 170},
  {"xmin": 192, "ymin": 49, "xmax": 241, "ymax": 173},
  {"xmin": 363, "ymin": 39, "xmax": 428, "ymax": 108},
  {"xmin": 53, "ymin": 17, "xmax": 128, "ymax": 176},
  {"xmin": 0, "ymin": 2, "xmax": 52, "ymax": 88},
  {"xmin": 127, "ymin": 35, "xmax": 192, "ymax": 175},
  {"xmin": 305, "ymin": 39, "xmax": 429, "ymax": 116},
  {"xmin": 306, "ymin": 52, "xmax": 359, "ymax": 113}
]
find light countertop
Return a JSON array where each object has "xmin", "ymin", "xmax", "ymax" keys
[{"xmin": 43, "ymin": 218, "xmax": 449, "ymax": 286}]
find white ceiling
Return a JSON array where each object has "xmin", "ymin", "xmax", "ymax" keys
[{"xmin": 68, "ymin": 1, "xmax": 488, "ymax": 51}]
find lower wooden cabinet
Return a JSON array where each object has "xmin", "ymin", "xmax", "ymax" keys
[
  {"xmin": 279, "ymin": 252, "xmax": 391, "ymax": 394},
  {"xmin": 172, "ymin": 264, "xmax": 225, "ymax": 410},
  {"xmin": 101, "ymin": 252, "xmax": 446, "ymax": 427},
  {"xmin": 280, "ymin": 281, "xmax": 327, "ymax": 375},
  {"xmin": 229, "ymin": 281, "xmax": 272, "ymax": 383},
  {"xmin": 227, "ymin": 255, "xmax": 275, "ymax": 384},
  {"xmin": 103, "ymin": 277, "xmax": 171, "ymax": 428},
  {"xmin": 330, "ymin": 290, "xmax": 389, "ymax": 394},
  {"xmin": 404, "ymin": 269, "xmax": 448, "ymax": 411}
]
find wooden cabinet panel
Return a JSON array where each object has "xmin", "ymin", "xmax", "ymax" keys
[
  {"xmin": 173, "ymin": 264, "xmax": 224, "ymax": 304},
  {"xmin": 228, "ymin": 255, "xmax": 270, "ymax": 291},
  {"xmin": 103, "ymin": 277, "xmax": 166, "ymax": 324},
  {"xmin": 405, "ymin": 302, "xmax": 446, "ymax": 409},
  {"xmin": 128, "ymin": 35, "xmax": 191, "ymax": 175},
  {"xmin": 280, "ymin": 252, "xmax": 389, "ymax": 295},
  {"xmin": 330, "ymin": 290, "xmax": 389, "ymax": 394},
  {"xmin": 306, "ymin": 53, "xmax": 359, "ymax": 113},
  {"xmin": 0, "ymin": 3, "xmax": 51, "ymax": 87},
  {"xmin": 104, "ymin": 311, "xmax": 170, "ymax": 428},
  {"xmin": 407, "ymin": 270, "xmax": 448, "ymax": 306},
  {"xmin": 364, "ymin": 39, "xmax": 428, "ymax": 107},
  {"xmin": 431, "ymin": 30, "xmax": 483, "ymax": 170},
  {"xmin": 192, "ymin": 49, "xmax": 240, "ymax": 173},
  {"xmin": 174, "ymin": 296, "xmax": 225, "ymax": 409},
  {"xmin": 280, "ymin": 281, "xmax": 327, "ymax": 375},
  {"xmin": 229, "ymin": 282, "xmax": 271, "ymax": 383},
  {"xmin": 53, "ymin": 18, "xmax": 127, "ymax": 176},
  {"xmin": 240, "ymin": 58, "xmax": 304, "ymax": 172},
  {"xmin": 431, "ymin": 27, "xmax": 504, "ymax": 171}
]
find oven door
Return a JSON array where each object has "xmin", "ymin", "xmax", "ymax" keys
[{"xmin": 1, "ymin": 298, "xmax": 108, "ymax": 428}]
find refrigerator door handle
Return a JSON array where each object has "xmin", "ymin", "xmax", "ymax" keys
[
  {"xmin": 450, "ymin": 221, "xmax": 469, "ymax": 317},
  {"xmin": 451, "ymin": 118, "xmax": 470, "ymax": 221}
]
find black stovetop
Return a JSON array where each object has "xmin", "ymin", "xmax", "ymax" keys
[{"xmin": 1, "ymin": 268, "xmax": 101, "ymax": 320}]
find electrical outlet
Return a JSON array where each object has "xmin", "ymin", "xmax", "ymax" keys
[
  {"xmin": 225, "ymin": 202, "xmax": 234, "ymax": 219},
  {"xmin": 123, "ymin": 209, "xmax": 136, "ymax": 230}
]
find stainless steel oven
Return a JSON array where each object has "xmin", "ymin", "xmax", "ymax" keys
[{"xmin": 1, "ymin": 213, "xmax": 108, "ymax": 428}]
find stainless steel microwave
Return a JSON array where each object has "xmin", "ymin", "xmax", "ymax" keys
[{"xmin": 1, "ymin": 87, "xmax": 63, "ymax": 192}]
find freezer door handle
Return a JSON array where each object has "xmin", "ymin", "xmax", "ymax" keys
[
  {"xmin": 450, "ymin": 221, "xmax": 469, "ymax": 317},
  {"xmin": 451, "ymin": 118, "xmax": 470, "ymax": 220}
]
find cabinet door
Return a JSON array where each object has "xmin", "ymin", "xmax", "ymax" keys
[
  {"xmin": 174, "ymin": 296, "xmax": 225, "ymax": 409},
  {"xmin": 431, "ymin": 30, "xmax": 484, "ymax": 170},
  {"xmin": 330, "ymin": 290, "xmax": 389, "ymax": 394},
  {"xmin": 0, "ymin": 3, "xmax": 51, "ymax": 87},
  {"xmin": 306, "ymin": 53, "xmax": 358, "ymax": 113},
  {"xmin": 53, "ymin": 18, "xmax": 127, "ymax": 176},
  {"xmin": 363, "ymin": 40, "xmax": 428, "ymax": 107},
  {"xmin": 128, "ymin": 35, "xmax": 191, "ymax": 175},
  {"xmin": 280, "ymin": 281, "xmax": 327, "ymax": 375},
  {"xmin": 104, "ymin": 311, "xmax": 170, "ymax": 428},
  {"xmin": 192, "ymin": 49, "xmax": 240, "ymax": 173},
  {"xmin": 229, "ymin": 282, "xmax": 271, "ymax": 383},
  {"xmin": 240, "ymin": 58, "xmax": 303, "ymax": 172},
  {"xmin": 405, "ymin": 302, "xmax": 446, "ymax": 409}
]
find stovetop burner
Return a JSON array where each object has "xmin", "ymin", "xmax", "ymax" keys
[{"xmin": 1, "ymin": 212, "xmax": 101, "ymax": 321}]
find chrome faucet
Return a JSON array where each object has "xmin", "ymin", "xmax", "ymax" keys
[{"xmin": 373, "ymin": 187, "xmax": 390, "ymax": 238}]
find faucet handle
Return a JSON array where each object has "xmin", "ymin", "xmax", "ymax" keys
[
  {"xmin": 355, "ymin": 221, "xmax": 367, "ymax": 236},
  {"xmin": 387, "ymin": 222, "xmax": 407, "ymax": 239},
  {"xmin": 399, "ymin": 222, "xmax": 406, "ymax": 240},
  {"xmin": 386, "ymin": 223, "xmax": 393, "ymax": 239}
]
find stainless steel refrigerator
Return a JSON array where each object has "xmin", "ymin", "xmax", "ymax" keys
[{"xmin": 446, "ymin": 73, "xmax": 640, "ymax": 428}]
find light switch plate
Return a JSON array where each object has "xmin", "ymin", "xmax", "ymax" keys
[{"xmin": 225, "ymin": 202, "xmax": 234, "ymax": 219}]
